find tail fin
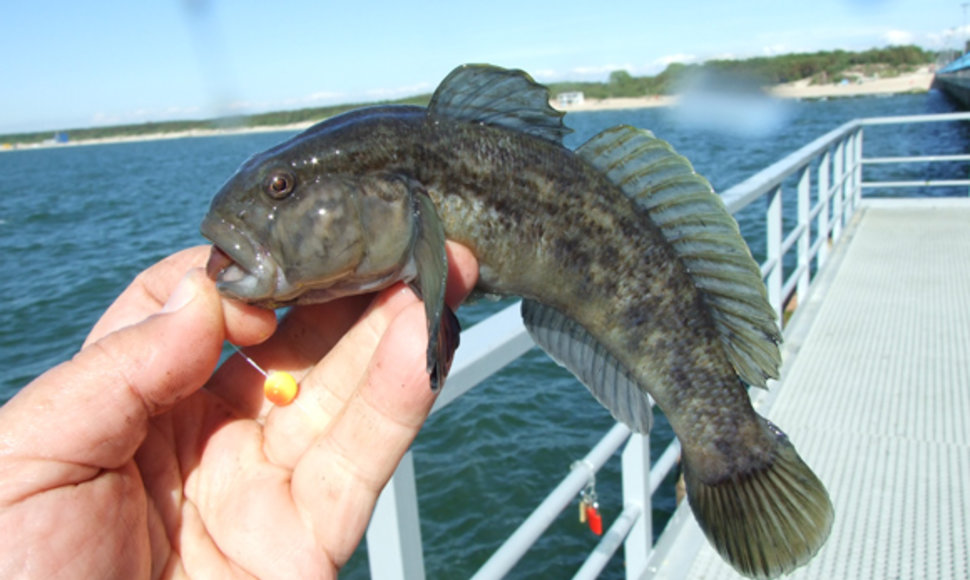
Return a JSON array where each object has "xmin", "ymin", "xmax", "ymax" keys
[{"xmin": 683, "ymin": 427, "xmax": 833, "ymax": 579}]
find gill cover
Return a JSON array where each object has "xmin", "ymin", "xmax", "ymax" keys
[{"xmin": 272, "ymin": 172, "xmax": 459, "ymax": 391}]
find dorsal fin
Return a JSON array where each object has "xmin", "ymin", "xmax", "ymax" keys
[
  {"xmin": 428, "ymin": 64, "xmax": 570, "ymax": 144},
  {"xmin": 522, "ymin": 299, "xmax": 653, "ymax": 433},
  {"xmin": 577, "ymin": 126, "xmax": 781, "ymax": 387}
]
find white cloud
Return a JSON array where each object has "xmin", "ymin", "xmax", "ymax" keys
[
  {"xmin": 653, "ymin": 54, "xmax": 697, "ymax": 68},
  {"xmin": 641, "ymin": 54, "xmax": 699, "ymax": 75},
  {"xmin": 364, "ymin": 82, "xmax": 435, "ymax": 100},
  {"xmin": 531, "ymin": 69, "xmax": 560, "ymax": 81},
  {"xmin": 303, "ymin": 91, "xmax": 344, "ymax": 103},
  {"xmin": 571, "ymin": 63, "xmax": 635, "ymax": 76},
  {"xmin": 761, "ymin": 44, "xmax": 790, "ymax": 56},
  {"xmin": 925, "ymin": 25, "xmax": 970, "ymax": 50},
  {"xmin": 883, "ymin": 29, "xmax": 915, "ymax": 45}
]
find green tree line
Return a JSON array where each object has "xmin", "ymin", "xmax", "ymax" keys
[
  {"xmin": 1, "ymin": 45, "xmax": 937, "ymax": 146},
  {"xmin": 547, "ymin": 45, "xmax": 937, "ymax": 99}
]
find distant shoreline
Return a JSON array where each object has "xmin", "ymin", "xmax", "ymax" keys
[
  {"xmin": 0, "ymin": 122, "xmax": 316, "ymax": 152},
  {"xmin": 555, "ymin": 67, "xmax": 935, "ymax": 112},
  {"xmin": 2, "ymin": 68, "xmax": 935, "ymax": 152}
]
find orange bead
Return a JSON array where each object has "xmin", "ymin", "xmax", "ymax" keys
[{"xmin": 263, "ymin": 371, "xmax": 299, "ymax": 406}]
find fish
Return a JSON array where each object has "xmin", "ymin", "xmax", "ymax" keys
[{"xmin": 200, "ymin": 64, "xmax": 833, "ymax": 578}]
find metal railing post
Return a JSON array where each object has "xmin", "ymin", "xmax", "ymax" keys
[
  {"xmin": 621, "ymin": 433, "xmax": 652, "ymax": 579},
  {"xmin": 853, "ymin": 127, "xmax": 864, "ymax": 208},
  {"xmin": 366, "ymin": 451, "xmax": 426, "ymax": 580},
  {"xmin": 817, "ymin": 150, "xmax": 831, "ymax": 269},
  {"xmin": 796, "ymin": 165, "xmax": 812, "ymax": 303},
  {"xmin": 765, "ymin": 185, "xmax": 784, "ymax": 319},
  {"xmin": 832, "ymin": 140, "xmax": 845, "ymax": 243}
]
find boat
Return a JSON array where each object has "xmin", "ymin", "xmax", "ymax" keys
[{"xmin": 933, "ymin": 53, "xmax": 970, "ymax": 108}]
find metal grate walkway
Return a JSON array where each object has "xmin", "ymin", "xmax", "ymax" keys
[{"xmin": 650, "ymin": 198, "xmax": 970, "ymax": 579}]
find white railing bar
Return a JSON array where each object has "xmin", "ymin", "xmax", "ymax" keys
[
  {"xmin": 759, "ymin": 256, "xmax": 778, "ymax": 280},
  {"xmin": 781, "ymin": 262, "xmax": 811, "ymax": 306},
  {"xmin": 864, "ymin": 154, "xmax": 970, "ymax": 164},
  {"xmin": 722, "ymin": 112, "xmax": 970, "ymax": 245},
  {"xmin": 367, "ymin": 453, "xmax": 426, "ymax": 579},
  {"xmin": 861, "ymin": 179, "xmax": 970, "ymax": 188},
  {"xmin": 721, "ymin": 121, "xmax": 859, "ymax": 213},
  {"xmin": 767, "ymin": 189, "xmax": 834, "ymax": 300},
  {"xmin": 762, "ymin": 243, "xmax": 817, "ymax": 313},
  {"xmin": 836, "ymin": 157, "xmax": 862, "ymax": 190},
  {"xmin": 808, "ymin": 234, "xmax": 830, "ymax": 264},
  {"xmin": 853, "ymin": 129, "xmax": 864, "ymax": 209},
  {"xmin": 796, "ymin": 166, "xmax": 812, "ymax": 301},
  {"xmin": 649, "ymin": 438, "xmax": 682, "ymax": 494},
  {"xmin": 621, "ymin": 432, "xmax": 652, "ymax": 579},
  {"xmin": 721, "ymin": 129, "xmax": 857, "ymax": 227},
  {"xmin": 858, "ymin": 111, "xmax": 970, "ymax": 125},
  {"xmin": 572, "ymin": 505, "xmax": 643, "ymax": 580},
  {"xmin": 765, "ymin": 186, "xmax": 784, "ymax": 316},
  {"xmin": 430, "ymin": 301, "xmax": 533, "ymax": 413},
  {"xmin": 779, "ymin": 221, "xmax": 809, "ymax": 264},
  {"xmin": 470, "ymin": 422, "xmax": 633, "ymax": 580},
  {"xmin": 809, "ymin": 193, "xmax": 829, "ymax": 221},
  {"xmin": 832, "ymin": 138, "xmax": 846, "ymax": 241},
  {"xmin": 767, "ymin": 217, "xmax": 834, "ymax": 311}
]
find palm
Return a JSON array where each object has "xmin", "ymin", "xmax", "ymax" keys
[
  {"xmin": 0, "ymin": 244, "xmax": 478, "ymax": 579},
  {"xmin": 135, "ymin": 393, "xmax": 342, "ymax": 579}
]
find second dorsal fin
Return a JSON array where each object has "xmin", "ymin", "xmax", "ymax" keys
[
  {"xmin": 577, "ymin": 126, "xmax": 781, "ymax": 387},
  {"xmin": 428, "ymin": 64, "xmax": 570, "ymax": 144}
]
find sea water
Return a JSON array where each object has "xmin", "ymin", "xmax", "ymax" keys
[{"xmin": 0, "ymin": 90, "xmax": 964, "ymax": 578}]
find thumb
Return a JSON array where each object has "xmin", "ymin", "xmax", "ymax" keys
[{"xmin": 0, "ymin": 269, "xmax": 226, "ymax": 477}]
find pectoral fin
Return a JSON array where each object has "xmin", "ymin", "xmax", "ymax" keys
[{"xmin": 409, "ymin": 189, "xmax": 460, "ymax": 392}]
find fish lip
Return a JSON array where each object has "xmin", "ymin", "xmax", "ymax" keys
[{"xmin": 199, "ymin": 214, "xmax": 280, "ymax": 303}]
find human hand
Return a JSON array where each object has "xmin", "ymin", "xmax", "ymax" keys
[{"xmin": 0, "ymin": 243, "xmax": 479, "ymax": 579}]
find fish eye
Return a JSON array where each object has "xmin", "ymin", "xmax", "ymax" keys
[{"xmin": 265, "ymin": 171, "xmax": 296, "ymax": 199}]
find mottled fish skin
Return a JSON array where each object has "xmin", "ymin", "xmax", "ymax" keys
[
  {"xmin": 270, "ymin": 110, "xmax": 748, "ymax": 449},
  {"xmin": 263, "ymin": 108, "xmax": 740, "ymax": 444},
  {"xmin": 201, "ymin": 65, "xmax": 832, "ymax": 579}
]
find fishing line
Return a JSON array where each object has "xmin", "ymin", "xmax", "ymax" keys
[{"xmin": 228, "ymin": 343, "xmax": 299, "ymax": 406}]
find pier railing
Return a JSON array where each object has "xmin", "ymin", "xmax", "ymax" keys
[{"xmin": 365, "ymin": 111, "xmax": 970, "ymax": 579}]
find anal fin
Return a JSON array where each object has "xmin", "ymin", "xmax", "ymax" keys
[{"xmin": 521, "ymin": 299, "xmax": 652, "ymax": 433}]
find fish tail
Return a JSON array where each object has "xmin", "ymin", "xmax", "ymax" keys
[{"xmin": 683, "ymin": 424, "xmax": 833, "ymax": 579}]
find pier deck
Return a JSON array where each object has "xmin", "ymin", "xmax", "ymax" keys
[{"xmin": 649, "ymin": 198, "xmax": 970, "ymax": 578}]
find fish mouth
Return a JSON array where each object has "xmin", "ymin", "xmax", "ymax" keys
[{"xmin": 200, "ymin": 215, "xmax": 281, "ymax": 304}]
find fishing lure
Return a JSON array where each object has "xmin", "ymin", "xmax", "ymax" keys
[{"xmin": 229, "ymin": 344, "xmax": 299, "ymax": 406}]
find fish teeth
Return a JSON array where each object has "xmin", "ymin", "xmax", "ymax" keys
[{"xmin": 219, "ymin": 263, "xmax": 248, "ymax": 284}]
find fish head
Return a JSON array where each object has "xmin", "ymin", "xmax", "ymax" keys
[{"xmin": 201, "ymin": 149, "xmax": 417, "ymax": 307}]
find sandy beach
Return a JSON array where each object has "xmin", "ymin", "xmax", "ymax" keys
[
  {"xmin": 552, "ymin": 67, "xmax": 935, "ymax": 112},
  {"xmin": 2, "ymin": 68, "xmax": 936, "ymax": 151},
  {"xmin": 768, "ymin": 66, "xmax": 934, "ymax": 99},
  {"xmin": 0, "ymin": 121, "xmax": 318, "ymax": 151}
]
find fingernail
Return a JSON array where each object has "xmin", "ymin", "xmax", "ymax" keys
[{"xmin": 161, "ymin": 272, "xmax": 198, "ymax": 313}]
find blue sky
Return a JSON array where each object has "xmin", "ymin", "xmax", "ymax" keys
[{"xmin": 1, "ymin": 0, "xmax": 965, "ymax": 134}]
